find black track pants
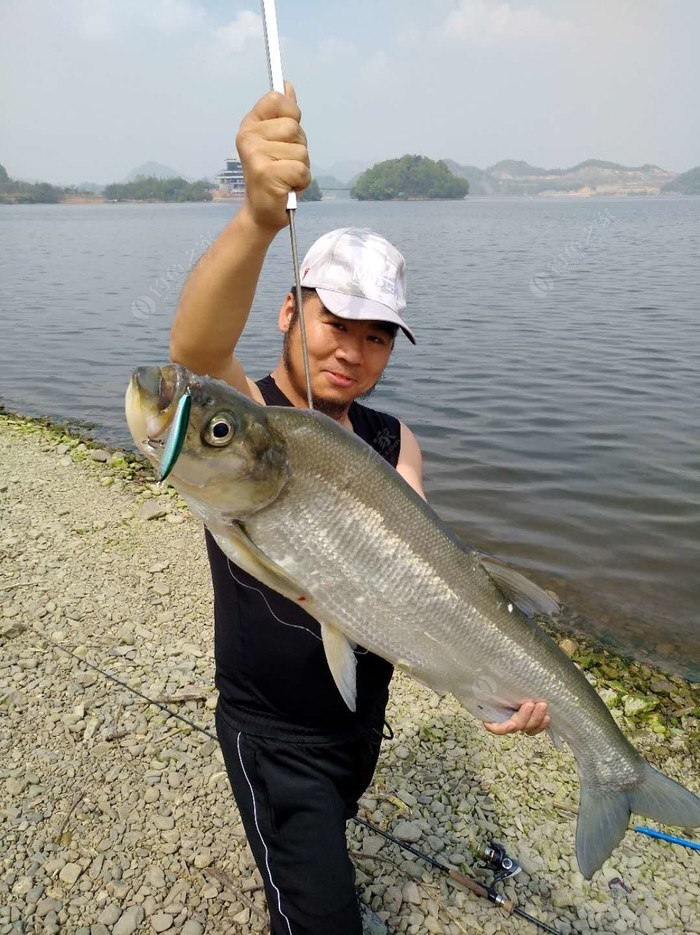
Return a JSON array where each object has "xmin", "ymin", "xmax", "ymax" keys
[{"xmin": 216, "ymin": 708, "xmax": 382, "ymax": 935}]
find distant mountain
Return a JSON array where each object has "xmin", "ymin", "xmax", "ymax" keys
[
  {"xmin": 662, "ymin": 166, "xmax": 700, "ymax": 195},
  {"xmin": 442, "ymin": 158, "xmax": 676, "ymax": 196},
  {"xmin": 314, "ymin": 174, "xmax": 346, "ymax": 190},
  {"xmin": 313, "ymin": 160, "xmax": 372, "ymax": 186},
  {"xmin": 122, "ymin": 162, "xmax": 187, "ymax": 182}
]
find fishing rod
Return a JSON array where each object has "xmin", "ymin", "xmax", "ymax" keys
[
  {"xmin": 158, "ymin": 0, "xmax": 310, "ymax": 481},
  {"xmin": 260, "ymin": 0, "xmax": 313, "ymax": 411},
  {"xmin": 634, "ymin": 825, "xmax": 700, "ymax": 852},
  {"xmin": 354, "ymin": 816, "xmax": 562, "ymax": 934}
]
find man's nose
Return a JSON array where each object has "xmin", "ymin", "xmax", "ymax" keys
[{"xmin": 335, "ymin": 335, "xmax": 363, "ymax": 364}]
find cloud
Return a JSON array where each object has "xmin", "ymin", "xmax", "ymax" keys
[
  {"xmin": 439, "ymin": 0, "xmax": 573, "ymax": 45},
  {"xmin": 148, "ymin": 0, "xmax": 207, "ymax": 34},
  {"xmin": 317, "ymin": 37, "xmax": 356, "ymax": 65},
  {"xmin": 213, "ymin": 10, "xmax": 263, "ymax": 53}
]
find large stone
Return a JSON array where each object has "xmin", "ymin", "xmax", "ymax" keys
[
  {"xmin": 393, "ymin": 820, "xmax": 422, "ymax": 844},
  {"xmin": 98, "ymin": 904, "xmax": 122, "ymax": 926},
  {"xmin": 180, "ymin": 923, "xmax": 204, "ymax": 935},
  {"xmin": 58, "ymin": 863, "xmax": 82, "ymax": 886},
  {"xmin": 113, "ymin": 906, "xmax": 145, "ymax": 935},
  {"xmin": 623, "ymin": 694, "xmax": 659, "ymax": 717}
]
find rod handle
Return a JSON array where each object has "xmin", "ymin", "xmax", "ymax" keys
[
  {"xmin": 260, "ymin": 0, "xmax": 297, "ymax": 211},
  {"xmin": 447, "ymin": 870, "xmax": 513, "ymax": 912}
]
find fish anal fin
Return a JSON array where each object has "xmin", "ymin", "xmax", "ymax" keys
[
  {"xmin": 321, "ymin": 622, "xmax": 357, "ymax": 712},
  {"xmin": 478, "ymin": 555, "xmax": 560, "ymax": 618}
]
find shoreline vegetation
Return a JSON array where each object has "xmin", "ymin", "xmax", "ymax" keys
[
  {"xmin": 1, "ymin": 405, "xmax": 698, "ymax": 933},
  {"xmin": 3, "ymin": 160, "xmax": 700, "ymax": 205}
]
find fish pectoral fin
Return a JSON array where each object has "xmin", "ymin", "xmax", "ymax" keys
[
  {"xmin": 207, "ymin": 519, "xmax": 309, "ymax": 604},
  {"xmin": 477, "ymin": 555, "xmax": 560, "ymax": 618},
  {"xmin": 321, "ymin": 622, "xmax": 357, "ymax": 713}
]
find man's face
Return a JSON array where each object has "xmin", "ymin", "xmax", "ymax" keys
[{"xmin": 280, "ymin": 294, "xmax": 395, "ymax": 416}]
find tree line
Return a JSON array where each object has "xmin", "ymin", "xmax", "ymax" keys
[{"xmin": 104, "ymin": 175, "xmax": 212, "ymax": 202}]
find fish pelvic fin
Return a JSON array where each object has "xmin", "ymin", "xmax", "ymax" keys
[
  {"xmin": 477, "ymin": 555, "xmax": 559, "ymax": 618},
  {"xmin": 321, "ymin": 622, "xmax": 357, "ymax": 713},
  {"xmin": 576, "ymin": 763, "xmax": 700, "ymax": 879}
]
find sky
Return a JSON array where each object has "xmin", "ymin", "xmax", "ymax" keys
[{"xmin": 1, "ymin": 0, "xmax": 698, "ymax": 185}]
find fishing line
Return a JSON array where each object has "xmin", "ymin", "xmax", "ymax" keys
[
  {"xmin": 25, "ymin": 624, "xmax": 218, "ymax": 742},
  {"xmin": 225, "ymin": 558, "xmax": 369, "ymax": 655},
  {"xmin": 260, "ymin": 0, "xmax": 313, "ymax": 411}
]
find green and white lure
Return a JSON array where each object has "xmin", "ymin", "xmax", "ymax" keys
[{"xmin": 158, "ymin": 391, "xmax": 191, "ymax": 481}]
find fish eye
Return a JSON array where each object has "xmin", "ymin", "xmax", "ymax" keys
[{"xmin": 203, "ymin": 412, "xmax": 236, "ymax": 447}]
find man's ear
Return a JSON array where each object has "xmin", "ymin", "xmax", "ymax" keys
[{"xmin": 278, "ymin": 293, "xmax": 295, "ymax": 333}]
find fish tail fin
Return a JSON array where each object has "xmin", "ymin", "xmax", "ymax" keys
[
  {"xmin": 629, "ymin": 762, "xmax": 700, "ymax": 828},
  {"xmin": 576, "ymin": 782, "xmax": 630, "ymax": 880},
  {"xmin": 576, "ymin": 763, "xmax": 700, "ymax": 879}
]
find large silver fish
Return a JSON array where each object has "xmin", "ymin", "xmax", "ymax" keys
[{"xmin": 125, "ymin": 364, "xmax": 700, "ymax": 878}]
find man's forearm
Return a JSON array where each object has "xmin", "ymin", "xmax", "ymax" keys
[{"xmin": 170, "ymin": 204, "xmax": 279, "ymax": 373}]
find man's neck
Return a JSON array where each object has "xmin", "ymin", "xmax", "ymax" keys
[{"xmin": 270, "ymin": 363, "xmax": 353, "ymax": 429}]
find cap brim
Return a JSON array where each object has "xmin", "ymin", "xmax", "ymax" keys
[{"xmin": 316, "ymin": 288, "xmax": 416, "ymax": 345}]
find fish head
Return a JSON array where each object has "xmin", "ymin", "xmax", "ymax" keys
[{"xmin": 125, "ymin": 364, "xmax": 290, "ymax": 519}]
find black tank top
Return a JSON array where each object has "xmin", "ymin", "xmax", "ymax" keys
[{"xmin": 206, "ymin": 375, "xmax": 402, "ymax": 739}]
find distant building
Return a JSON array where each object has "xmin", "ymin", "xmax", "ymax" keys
[{"xmin": 218, "ymin": 156, "xmax": 245, "ymax": 194}]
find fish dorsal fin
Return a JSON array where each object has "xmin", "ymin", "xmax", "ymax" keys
[
  {"xmin": 321, "ymin": 622, "xmax": 357, "ymax": 712},
  {"xmin": 477, "ymin": 555, "xmax": 560, "ymax": 618}
]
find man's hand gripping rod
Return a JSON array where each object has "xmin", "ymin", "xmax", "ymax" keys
[{"xmin": 260, "ymin": 0, "xmax": 313, "ymax": 410}]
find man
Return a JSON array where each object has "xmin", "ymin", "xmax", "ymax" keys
[{"xmin": 170, "ymin": 84, "xmax": 549, "ymax": 935}]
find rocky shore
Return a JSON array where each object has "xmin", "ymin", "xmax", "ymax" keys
[{"xmin": 1, "ymin": 409, "xmax": 698, "ymax": 935}]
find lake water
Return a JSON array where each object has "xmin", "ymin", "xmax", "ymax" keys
[{"xmin": 1, "ymin": 197, "xmax": 699, "ymax": 679}]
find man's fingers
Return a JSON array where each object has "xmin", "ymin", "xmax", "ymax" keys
[
  {"xmin": 483, "ymin": 701, "xmax": 550, "ymax": 736},
  {"xmin": 248, "ymin": 117, "xmax": 307, "ymax": 146},
  {"xmin": 241, "ymin": 90, "xmax": 301, "ymax": 128}
]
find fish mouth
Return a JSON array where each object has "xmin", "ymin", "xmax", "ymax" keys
[{"xmin": 125, "ymin": 364, "xmax": 188, "ymax": 460}]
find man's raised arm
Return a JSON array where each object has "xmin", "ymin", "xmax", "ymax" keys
[{"xmin": 170, "ymin": 83, "xmax": 310, "ymax": 396}]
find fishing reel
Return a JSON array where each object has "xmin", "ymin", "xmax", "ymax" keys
[{"xmin": 477, "ymin": 841, "xmax": 522, "ymax": 885}]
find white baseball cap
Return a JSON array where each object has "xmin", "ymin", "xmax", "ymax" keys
[{"xmin": 299, "ymin": 227, "xmax": 416, "ymax": 344}]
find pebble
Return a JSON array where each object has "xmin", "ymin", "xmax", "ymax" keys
[
  {"xmin": 138, "ymin": 502, "xmax": 168, "ymax": 521},
  {"xmin": 112, "ymin": 906, "xmax": 145, "ymax": 935},
  {"xmin": 150, "ymin": 912, "xmax": 173, "ymax": 932}
]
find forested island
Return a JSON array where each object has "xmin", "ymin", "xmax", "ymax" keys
[
  {"xmin": 351, "ymin": 156, "xmax": 468, "ymax": 201},
  {"xmin": 662, "ymin": 166, "xmax": 700, "ymax": 195},
  {"xmin": 0, "ymin": 163, "xmax": 65, "ymax": 204},
  {"xmin": 299, "ymin": 178, "xmax": 322, "ymax": 201}
]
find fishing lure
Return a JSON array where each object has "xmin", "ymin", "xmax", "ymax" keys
[{"xmin": 159, "ymin": 391, "xmax": 191, "ymax": 481}]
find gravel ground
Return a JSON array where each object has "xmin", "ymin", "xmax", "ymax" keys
[{"xmin": 1, "ymin": 411, "xmax": 698, "ymax": 935}]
